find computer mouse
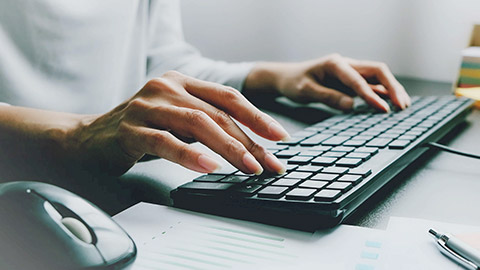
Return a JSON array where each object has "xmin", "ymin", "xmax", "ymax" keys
[{"xmin": 0, "ymin": 181, "xmax": 136, "ymax": 270}]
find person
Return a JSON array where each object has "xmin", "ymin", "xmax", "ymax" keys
[{"xmin": 0, "ymin": 0, "xmax": 410, "ymax": 182}]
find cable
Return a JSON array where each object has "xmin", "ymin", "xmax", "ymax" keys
[{"xmin": 426, "ymin": 142, "xmax": 480, "ymax": 160}]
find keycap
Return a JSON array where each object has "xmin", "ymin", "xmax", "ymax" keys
[
  {"xmin": 287, "ymin": 156, "xmax": 314, "ymax": 165},
  {"xmin": 397, "ymin": 135, "xmax": 416, "ymax": 141},
  {"xmin": 285, "ymin": 164, "xmax": 299, "ymax": 171},
  {"xmin": 257, "ymin": 186, "xmax": 289, "ymax": 198},
  {"xmin": 285, "ymin": 188, "xmax": 317, "ymax": 200},
  {"xmin": 311, "ymin": 157, "xmax": 337, "ymax": 166},
  {"xmin": 177, "ymin": 182, "xmax": 234, "ymax": 193},
  {"xmin": 284, "ymin": 171, "xmax": 313, "ymax": 179},
  {"xmin": 335, "ymin": 158, "xmax": 363, "ymax": 167},
  {"xmin": 322, "ymin": 167, "xmax": 349, "ymax": 174},
  {"xmin": 272, "ymin": 178, "xmax": 301, "ymax": 187},
  {"xmin": 321, "ymin": 151, "xmax": 346, "ymax": 158},
  {"xmin": 296, "ymin": 165, "xmax": 324, "ymax": 173},
  {"xmin": 209, "ymin": 165, "xmax": 238, "ymax": 175},
  {"xmin": 298, "ymin": 151, "xmax": 323, "ymax": 157},
  {"xmin": 326, "ymin": 182, "xmax": 352, "ymax": 191},
  {"xmin": 311, "ymin": 173, "xmax": 339, "ymax": 181},
  {"xmin": 366, "ymin": 138, "xmax": 392, "ymax": 148},
  {"xmin": 314, "ymin": 189, "xmax": 341, "ymax": 201},
  {"xmin": 343, "ymin": 139, "xmax": 366, "ymax": 147},
  {"xmin": 331, "ymin": 146, "xmax": 355, "ymax": 152},
  {"xmin": 267, "ymin": 145, "xmax": 288, "ymax": 151},
  {"xmin": 246, "ymin": 177, "xmax": 277, "ymax": 185},
  {"xmin": 233, "ymin": 184, "xmax": 263, "ymax": 196},
  {"xmin": 389, "ymin": 140, "xmax": 411, "ymax": 149},
  {"xmin": 300, "ymin": 134, "xmax": 332, "ymax": 146},
  {"xmin": 193, "ymin": 174, "xmax": 225, "ymax": 182},
  {"xmin": 337, "ymin": 174, "xmax": 363, "ymax": 184},
  {"xmin": 220, "ymin": 175, "xmax": 250, "ymax": 183},
  {"xmin": 345, "ymin": 152, "xmax": 371, "ymax": 160},
  {"xmin": 348, "ymin": 168, "xmax": 372, "ymax": 177},
  {"xmin": 321, "ymin": 136, "xmax": 351, "ymax": 146},
  {"xmin": 354, "ymin": 147, "xmax": 379, "ymax": 154},
  {"xmin": 275, "ymin": 150, "xmax": 300, "ymax": 158},
  {"xmin": 299, "ymin": 180, "xmax": 329, "ymax": 189},
  {"xmin": 310, "ymin": 145, "xmax": 332, "ymax": 152},
  {"xmin": 277, "ymin": 137, "xmax": 305, "ymax": 145}
]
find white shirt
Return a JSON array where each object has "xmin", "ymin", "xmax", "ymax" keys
[{"xmin": 0, "ymin": 0, "xmax": 254, "ymax": 114}]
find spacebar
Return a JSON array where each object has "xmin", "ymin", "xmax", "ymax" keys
[{"xmin": 177, "ymin": 182, "xmax": 234, "ymax": 194}]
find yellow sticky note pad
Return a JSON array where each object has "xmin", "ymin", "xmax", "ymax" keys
[{"xmin": 455, "ymin": 87, "xmax": 480, "ymax": 109}]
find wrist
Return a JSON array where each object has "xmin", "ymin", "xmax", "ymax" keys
[{"xmin": 243, "ymin": 62, "xmax": 287, "ymax": 97}]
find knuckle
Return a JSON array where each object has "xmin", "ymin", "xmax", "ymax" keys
[
  {"xmin": 176, "ymin": 144, "xmax": 190, "ymax": 162},
  {"xmin": 213, "ymin": 109, "xmax": 232, "ymax": 127},
  {"xmin": 376, "ymin": 62, "xmax": 389, "ymax": 73},
  {"xmin": 162, "ymin": 70, "xmax": 182, "ymax": 79},
  {"xmin": 246, "ymin": 141, "xmax": 265, "ymax": 155},
  {"xmin": 225, "ymin": 138, "xmax": 242, "ymax": 156},
  {"xmin": 187, "ymin": 110, "xmax": 209, "ymax": 126},
  {"xmin": 151, "ymin": 131, "xmax": 169, "ymax": 148},
  {"xmin": 222, "ymin": 86, "xmax": 242, "ymax": 101}
]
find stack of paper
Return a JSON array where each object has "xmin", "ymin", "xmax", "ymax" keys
[{"xmin": 458, "ymin": 47, "xmax": 480, "ymax": 87}]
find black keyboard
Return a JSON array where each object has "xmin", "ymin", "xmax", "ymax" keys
[{"xmin": 171, "ymin": 95, "xmax": 474, "ymax": 230}]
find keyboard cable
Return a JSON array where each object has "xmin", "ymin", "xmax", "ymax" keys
[{"xmin": 426, "ymin": 142, "xmax": 480, "ymax": 160}]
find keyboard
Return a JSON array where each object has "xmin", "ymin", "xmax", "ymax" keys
[{"xmin": 171, "ymin": 95, "xmax": 474, "ymax": 230}]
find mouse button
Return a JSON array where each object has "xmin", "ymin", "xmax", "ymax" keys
[
  {"xmin": 94, "ymin": 229, "xmax": 136, "ymax": 264},
  {"xmin": 61, "ymin": 217, "xmax": 93, "ymax": 244}
]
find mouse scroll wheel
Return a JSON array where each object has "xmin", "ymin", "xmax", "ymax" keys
[{"xmin": 61, "ymin": 217, "xmax": 93, "ymax": 244}]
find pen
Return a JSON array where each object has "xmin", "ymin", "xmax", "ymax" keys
[{"xmin": 429, "ymin": 228, "xmax": 480, "ymax": 270}]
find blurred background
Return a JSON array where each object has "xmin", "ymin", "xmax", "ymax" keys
[{"xmin": 180, "ymin": 0, "xmax": 480, "ymax": 83}]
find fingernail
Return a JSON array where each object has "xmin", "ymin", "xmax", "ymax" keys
[
  {"xmin": 339, "ymin": 96, "xmax": 354, "ymax": 110},
  {"xmin": 268, "ymin": 121, "xmax": 290, "ymax": 142},
  {"xmin": 243, "ymin": 153, "xmax": 263, "ymax": 175},
  {"xmin": 198, "ymin": 154, "xmax": 221, "ymax": 172},
  {"xmin": 265, "ymin": 152, "xmax": 286, "ymax": 175}
]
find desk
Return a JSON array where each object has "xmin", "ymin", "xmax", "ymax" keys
[{"xmin": 108, "ymin": 77, "xmax": 480, "ymax": 229}]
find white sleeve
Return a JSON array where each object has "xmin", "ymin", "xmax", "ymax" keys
[{"xmin": 145, "ymin": 0, "xmax": 255, "ymax": 91}]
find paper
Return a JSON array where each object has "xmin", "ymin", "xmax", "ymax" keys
[
  {"xmin": 383, "ymin": 217, "xmax": 480, "ymax": 270},
  {"xmin": 113, "ymin": 203, "xmax": 320, "ymax": 270}
]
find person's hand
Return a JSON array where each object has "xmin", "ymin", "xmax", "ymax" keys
[
  {"xmin": 244, "ymin": 54, "xmax": 411, "ymax": 112},
  {"xmin": 72, "ymin": 71, "xmax": 288, "ymax": 176}
]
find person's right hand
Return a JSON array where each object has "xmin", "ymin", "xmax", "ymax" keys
[{"xmin": 73, "ymin": 71, "xmax": 289, "ymax": 176}]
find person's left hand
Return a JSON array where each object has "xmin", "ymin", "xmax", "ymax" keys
[{"xmin": 244, "ymin": 54, "xmax": 411, "ymax": 112}]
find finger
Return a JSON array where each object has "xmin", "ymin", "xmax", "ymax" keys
[
  {"xmin": 126, "ymin": 125, "xmax": 222, "ymax": 173},
  {"xmin": 145, "ymin": 105, "xmax": 264, "ymax": 175},
  {"xmin": 187, "ymin": 96, "xmax": 286, "ymax": 174},
  {"xmin": 369, "ymin": 84, "xmax": 388, "ymax": 96},
  {"xmin": 300, "ymin": 78, "xmax": 354, "ymax": 110},
  {"xmin": 326, "ymin": 58, "xmax": 391, "ymax": 112},
  {"xmin": 179, "ymin": 75, "xmax": 290, "ymax": 142},
  {"xmin": 349, "ymin": 60, "xmax": 410, "ymax": 109}
]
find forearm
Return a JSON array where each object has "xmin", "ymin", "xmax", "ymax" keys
[{"xmin": 0, "ymin": 105, "xmax": 88, "ymax": 181}]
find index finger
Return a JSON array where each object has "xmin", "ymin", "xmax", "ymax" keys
[
  {"xmin": 326, "ymin": 58, "xmax": 391, "ymax": 112},
  {"xmin": 180, "ymin": 76, "xmax": 290, "ymax": 142}
]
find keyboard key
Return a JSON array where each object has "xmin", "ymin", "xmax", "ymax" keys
[
  {"xmin": 397, "ymin": 135, "xmax": 416, "ymax": 141},
  {"xmin": 275, "ymin": 150, "xmax": 300, "ymax": 158},
  {"xmin": 233, "ymin": 184, "xmax": 263, "ymax": 196},
  {"xmin": 267, "ymin": 145, "xmax": 288, "ymax": 151},
  {"xmin": 285, "ymin": 188, "xmax": 317, "ymax": 200},
  {"xmin": 322, "ymin": 167, "xmax": 349, "ymax": 174},
  {"xmin": 193, "ymin": 174, "xmax": 225, "ymax": 182},
  {"xmin": 345, "ymin": 152, "xmax": 371, "ymax": 160},
  {"xmin": 354, "ymin": 147, "xmax": 379, "ymax": 154},
  {"xmin": 311, "ymin": 173, "xmax": 339, "ymax": 181},
  {"xmin": 285, "ymin": 164, "xmax": 299, "ymax": 171},
  {"xmin": 247, "ymin": 177, "xmax": 277, "ymax": 185},
  {"xmin": 331, "ymin": 146, "xmax": 355, "ymax": 152},
  {"xmin": 257, "ymin": 186, "xmax": 289, "ymax": 198},
  {"xmin": 326, "ymin": 182, "xmax": 353, "ymax": 191},
  {"xmin": 288, "ymin": 156, "xmax": 314, "ymax": 165},
  {"xmin": 388, "ymin": 139, "xmax": 411, "ymax": 149},
  {"xmin": 298, "ymin": 150, "xmax": 323, "ymax": 157},
  {"xmin": 310, "ymin": 145, "xmax": 332, "ymax": 152},
  {"xmin": 343, "ymin": 139, "xmax": 367, "ymax": 147},
  {"xmin": 321, "ymin": 151, "xmax": 346, "ymax": 158},
  {"xmin": 220, "ymin": 175, "xmax": 250, "ymax": 183},
  {"xmin": 311, "ymin": 157, "xmax": 337, "ymax": 166},
  {"xmin": 209, "ymin": 164, "xmax": 238, "ymax": 175},
  {"xmin": 314, "ymin": 189, "xmax": 341, "ymax": 201},
  {"xmin": 299, "ymin": 180, "xmax": 329, "ymax": 189},
  {"xmin": 335, "ymin": 158, "xmax": 363, "ymax": 167},
  {"xmin": 177, "ymin": 182, "xmax": 234, "ymax": 193},
  {"xmin": 321, "ymin": 136, "xmax": 351, "ymax": 146},
  {"xmin": 337, "ymin": 174, "xmax": 363, "ymax": 184},
  {"xmin": 297, "ymin": 165, "xmax": 324, "ymax": 173},
  {"xmin": 277, "ymin": 137, "xmax": 305, "ymax": 145},
  {"xmin": 272, "ymin": 178, "xmax": 301, "ymax": 187},
  {"xmin": 300, "ymin": 134, "xmax": 332, "ymax": 146},
  {"xmin": 366, "ymin": 138, "xmax": 392, "ymax": 148},
  {"xmin": 284, "ymin": 171, "xmax": 313, "ymax": 179},
  {"xmin": 348, "ymin": 168, "xmax": 372, "ymax": 177}
]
